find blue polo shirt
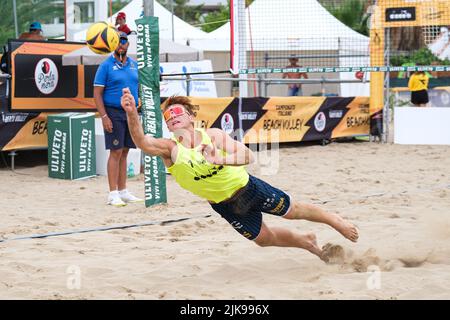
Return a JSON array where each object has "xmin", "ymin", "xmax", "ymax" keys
[{"xmin": 93, "ymin": 55, "xmax": 139, "ymax": 109}]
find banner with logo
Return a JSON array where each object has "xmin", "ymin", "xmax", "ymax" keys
[
  {"xmin": 136, "ymin": 16, "xmax": 167, "ymax": 207},
  {"xmin": 47, "ymin": 112, "xmax": 96, "ymax": 180},
  {"xmin": 162, "ymin": 96, "xmax": 371, "ymax": 143},
  {"xmin": 8, "ymin": 40, "xmax": 96, "ymax": 112},
  {"xmin": 2, "ymin": 96, "xmax": 370, "ymax": 152},
  {"xmin": 0, "ymin": 112, "xmax": 49, "ymax": 151}
]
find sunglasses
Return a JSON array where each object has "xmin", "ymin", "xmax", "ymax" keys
[
  {"xmin": 119, "ymin": 38, "xmax": 128, "ymax": 45},
  {"xmin": 163, "ymin": 106, "xmax": 186, "ymax": 122}
]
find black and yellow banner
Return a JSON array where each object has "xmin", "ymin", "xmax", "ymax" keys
[
  {"xmin": 2, "ymin": 97, "xmax": 370, "ymax": 152},
  {"xmin": 0, "ymin": 112, "xmax": 49, "ymax": 151},
  {"xmin": 164, "ymin": 97, "xmax": 371, "ymax": 144}
]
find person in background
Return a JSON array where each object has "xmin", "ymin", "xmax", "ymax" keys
[
  {"xmin": 282, "ymin": 57, "xmax": 308, "ymax": 96},
  {"xmin": 115, "ymin": 12, "xmax": 132, "ymax": 35},
  {"xmin": 408, "ymin": 71, "xmax": 430, "ymax": 107},
  {"xmin": 93, "ymin": 32, "xmax": 142, "ymax": 206},
  {"xmin": 19, "ymin": 22, "xmax": 46, "ymax": 40}
]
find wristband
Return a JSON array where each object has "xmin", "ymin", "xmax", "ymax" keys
[{"xmin": 101, "ymin": 114, "xmax": 108, "ymax": 119}]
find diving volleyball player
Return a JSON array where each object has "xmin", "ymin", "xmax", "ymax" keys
[{"xmin": 121, "ymin": 88, "xmax": 358, "ymax": 260}]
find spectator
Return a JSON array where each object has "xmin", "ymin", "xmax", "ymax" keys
[
  {"xmin": 115, "ymin": 12, "xmax": 132, "ymax": 35},
  {"xmin": 282, "ymin": 57, "xmax": 308, "ymax": 96},
  {"xmin": 408, "ymin": 71, "xmax": 430, "ymax": 107},
  {"xmin": 19, "ymin": 21, "xmax": 46, "ymax": 40},
  {"xmin": 93, "ymin": 32, "xmax": 142, "ymax": 206}
]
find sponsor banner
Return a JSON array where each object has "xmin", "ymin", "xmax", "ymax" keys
[
  {"xmin": 385, "ymin": 7, "xmax": 416, "ymax": 22},
  {"xmin": 71, "ymin": 116, "xmax": 96, "ymax": 179},
  {"xmin": 245, "ymin": 97, "xmax": 324, "ymax": 143},
  {"xmin": 9, "ymin": 40, "xmax": 96, "ymax": 111},
  {"xmin": 239, "ymin": 65, "xmax": 450, "ymax": 74},
  {"xmin": 1, "ymin": 97, "xmax": 370, "ymax": 152},
  {"xmin": 47, "ymin": 112, "xmax": 96, "ymax": 180},
  {"xmin": 0, "ymin": 112, "xmax": 49, "ymax": 151},
  {"xmin": 379, "ymin": 1, "xmax": 450, "ymax": 28},
  {"xmin": 160, "ymin": 60, "xmax": 217, "ymax": 97},
  {"xmin": 136, "ymin": 16, "xmax": 167, "ymax": 207},
  {"xmin": 332, "ymin": 97, "xmax": 371, "ymax": 138},
  {"xmin": 183, "ymin": 97, "xmax": 370, "ymax": 143}
]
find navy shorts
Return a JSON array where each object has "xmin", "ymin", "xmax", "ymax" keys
[
  {"xmin": 210, "ymin": 175, "xmax": 291, "ymax": 240},
  {"xmin": 104, "ymin": 107, "xmax": 136, "ymax": 150}
]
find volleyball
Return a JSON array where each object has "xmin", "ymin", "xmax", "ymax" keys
[{"xmin": 86, "ymin": 22, "xmax": 119, "ymax": 55}]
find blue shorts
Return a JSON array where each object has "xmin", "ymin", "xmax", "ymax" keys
[
  {"xmin": 210, "ymin": 175, "xmax": 291, "ymax": 240},
  {"xmin": 288, "ymin": 86, "xmax": 302, "ymax": 96},
  {"xmin": 104, "ymin": 107, "xmax": 136, "ymax": 150}
]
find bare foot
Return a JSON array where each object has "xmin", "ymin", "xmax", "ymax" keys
[
  {"xmin": 329, "ymin": 213, "xmax": 359, "ymax": 242},
  {"xmin": 301, "ymin": 233, "xmax": 323, "ymax": 259}
]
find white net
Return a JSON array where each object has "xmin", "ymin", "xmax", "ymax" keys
[
  {"xmin": 232, "ymin": 0, "xmax": 450, "ymax": 74},
  {"xmin": 234, "ymin": 0, "xmax": 371, "ymax": 74}
]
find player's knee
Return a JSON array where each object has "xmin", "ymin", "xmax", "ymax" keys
[
  {"xmin": 109, "ymin": 149, "xmax": 123, "ymax": 160},
  {"xmin": 284, "ymin": 201, "xmax": 301, "ymax": 219},
  {"xmin": 254, "ymin": 227, "xmax": 274, "ymax": 247},
  {"xmin": 120, "ymin": 149, "xmax": 129, "ymax": 158}
]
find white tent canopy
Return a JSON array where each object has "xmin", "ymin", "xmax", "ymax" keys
[
  {"xmin": 188, "ymin": 0, "xmax": 370, "ymax": 97},
  {"xmin": 191, "ymin": 0, "xmax": 368, "ymax": 52},
  {"xmin": 62, "ymin": 35, "xmax": 202, "ymax": 66},
  {"xmin": 73, "ymin": 0, "xmax": 212, "ymax": 44}
]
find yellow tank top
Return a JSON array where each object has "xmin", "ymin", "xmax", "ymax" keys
[
  {"xmin": 167, "ymin": 128, "xmax": 249, "ymax": 203},
  {"xmin": 408, "ymin": 73, "xmax": 429, "ymax": 91}
]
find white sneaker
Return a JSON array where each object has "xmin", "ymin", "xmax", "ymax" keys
[
  {"xmin": 107, "ymin": 191, "xmax": 127, "ymax": 207},
  {"xmin": 119, "ymin": 189, "xmax": 143, "ymax": 203}
]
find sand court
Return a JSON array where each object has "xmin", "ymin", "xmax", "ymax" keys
[{"xmin": 1, "ymin": 141, "xmax": 449, "ymax": 299}]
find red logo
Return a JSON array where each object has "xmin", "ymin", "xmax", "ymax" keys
[
  {"xmin": 41, "ymin": 61, "xmax": 50, "ymax": 74},
  {"xmin": 355, "ymin": 71, "xmax": 364, "ymax": 80}
]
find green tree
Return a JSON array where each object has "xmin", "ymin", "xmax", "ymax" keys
[
  {"xmin": 199, "ymin": 0, "xmax": 254, "ymax": 33},
  {"xmin": 323, "ymin": 0, "xmax": 369, "ymax": 36},
  {"xmin": 112, "ymin": 0, "xmax": 131, "ymax": 15},
  {"xmin": 158, "ymin": 0, "xmax": 204, "ymax": 26},
  {"xmin": 0, "ymin": 0, "xmax": 63, "ymax": 48},
  {"xmin": 200, "ymin": 1, "xmax": 229, "ymax": 33}
]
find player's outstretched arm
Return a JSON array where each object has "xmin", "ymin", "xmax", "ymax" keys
[{"xmin": 121, "ymin": 88, "xmax": 173, "ymax": 158}]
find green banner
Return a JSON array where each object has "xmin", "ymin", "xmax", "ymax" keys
[
  {"xmin": 47, "ymin": 112, "xmax": 96, "ymax": 180},
  {"xmin": 239, "ymin": 65, "xmax": 450, "ymax": 74},
  {"xmin": 136, "ymin": 16, "xmax": 167, "ymax": 207}
]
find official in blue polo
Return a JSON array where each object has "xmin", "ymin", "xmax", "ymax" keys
[{"xmin": 94, "ymin": 31, "xmax": 142, "ymax": 206}]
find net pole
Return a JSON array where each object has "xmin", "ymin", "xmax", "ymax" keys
[
  {"xmin": 143, "ymin": 0, "xmax": 154, "ymax": 16},
  {"xmin": 232, "ymin": 0, "xmax": 248, "ymax": 97},
  {"xmin": 383, "ymin": 27, "xmax": 391, "ymax": 143},
  {"xmin": 13, "ymin": 0, "xmax": 19, "ymax": 38}
]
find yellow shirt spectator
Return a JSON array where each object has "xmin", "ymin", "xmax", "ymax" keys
[{"xmin": 408, "ymin": 72, "xmax": 429, "ymax": 92}]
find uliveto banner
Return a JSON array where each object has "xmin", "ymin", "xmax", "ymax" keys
[{"xmin": 136, "ymin": 16, "xmax": 167, "ymax": 207}]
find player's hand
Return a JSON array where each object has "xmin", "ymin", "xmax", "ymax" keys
[
  {"xmin": 102, "ymin": 115, "xmax": 113, "ymax": 133},
  {"xmin": 121, "ymin": 87, "xmax": 136, "ymax": 113}
]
